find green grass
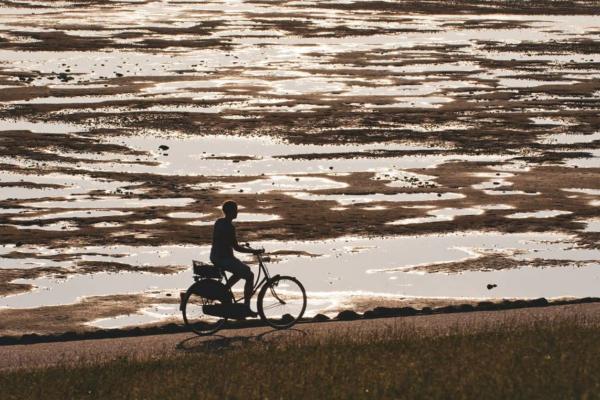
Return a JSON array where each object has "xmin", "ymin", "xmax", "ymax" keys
[{"xmin": 1, "ymin": 320, "xmax": 599, "ymax": 400}]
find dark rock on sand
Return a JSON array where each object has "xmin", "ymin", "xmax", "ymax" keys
[
  {"xmin": 398, "ymin": 307, "xmax": 418, "ymax": 316},
  {"xmin": 87, "ymin": 330, "xmax": 106, "ymax": 339},
  {"xmin": 20, "ymin": 333, "xmax": 40, "ymax": 344},
  {"xmin": 476, "ymin": 301, "xmax": 497, "ymax": 311},
  {"xmin": 281, "ymin": 314, "xmax": 295, "ymax": 324},
  {"xmin": 579, "ymin": 297, "xmax": 600, "ymax": 304},
  {"xmin": 433, "ymin": 305, "xmax": 457, "ymax": 314},
  {"xmin": 336, "ymin": 310, "xmax": 361, "ymax": 321},
  {"xmin": 363, "ymin": 310, "xmax": 377, "ymax": 319},
  {"xmin": 455, "ymin": 304, "xmax": 475, "ymax": 313},
  {"xmin": 511, "ymin": 300, "xmax": 529, "ymax": 308},
  {"xmin": 57, "ymin": 72, "xmax": 73, "ymax": 82},
  {"xmin": 312, "ymin": 313, "xmax": 330, "ymax": 322},
  {"xmin": 530, "ymin": 298, "xmax": 549, "ymax": 307},
  {"xmin": 370, "ymin": 307, "xmax": 398, "ymax": 317},
  {"xmin": 59, "ymin": 331, "xmax": 78, "ymax": 341}
]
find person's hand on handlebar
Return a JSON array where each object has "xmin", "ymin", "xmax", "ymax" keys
[{"xmin": 252, "ymin": 248, "xmax": 265, "ymax": 255}]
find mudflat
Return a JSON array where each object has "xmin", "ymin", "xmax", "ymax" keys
[{"xmin": 0, "ymin": 0, "xmax": 599, "ymax": 335}]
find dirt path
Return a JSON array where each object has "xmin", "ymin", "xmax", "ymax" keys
[{"xmin": 1, "ymin": 303, "xmax": 598, "ymax": 372}]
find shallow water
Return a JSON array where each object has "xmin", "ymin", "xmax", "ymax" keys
[
  {"xmin": 0, "ymin": 119, "xmax": 87, "ymax": 134},
  {"xmin": 12, "ymin": 210, "xmax": 133, "ymax": 221},
  {"xmin": 2, "ymin": 232, "xmax": 599, "ymax": 314},
  {"xmin": 24, "ymin": 197, "xmax": 195, "ymax": 210},
  {"xmin": 219, "ymin": 175, "xmax": 348, "ymax": 194},
  {"xmin": 507, "ymin": 210, "xmax": 573, "ymax": 219},
  {"xmin": 86, "ymin": 312, "xmax": 172, "ymax": 330},
  {"xmin": 540, "ymin": 132, "xmax": 600, "ymax": 145},
  {"xmin": 188, "ymin": 213, "xmax": 280, "ymax": 225},
  {"xmin": 388, "ymin": 207, "xmax": 484, "ymax": 225},
  {"xmin": 286, "ymin": 192, "xmax": 465, "ymax": 205}
]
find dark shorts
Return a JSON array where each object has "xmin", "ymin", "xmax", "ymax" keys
[{"xmin": 211, "ymin": 257, "xmax": 253, "ymax": 280}]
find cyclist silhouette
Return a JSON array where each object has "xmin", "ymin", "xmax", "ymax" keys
[{"xmin": 210, "ymin": 200, "xmax": 263, "ymax": 316}]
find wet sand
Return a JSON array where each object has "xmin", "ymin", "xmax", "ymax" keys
[{"xmin": 0, "ymin": 0, "xmax": 599, "ymax": 334}]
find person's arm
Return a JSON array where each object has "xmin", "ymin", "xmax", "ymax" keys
[
  {"xmin": 232, "ymin": 237, "xmax": 252, "ymax": 253},
  {"xmin": 233, "ymin": 237, "xmax": 263, "ymax": 254},
  {"xmin": 231, "ymin": 226, "xmax": 263, "ymax": 254}
]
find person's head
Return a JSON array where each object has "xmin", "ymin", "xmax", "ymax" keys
[{"xmin": 222, "ymin": 200, "xmax": 238, "ymax": 220}]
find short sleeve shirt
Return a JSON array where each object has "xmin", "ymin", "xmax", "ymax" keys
[{"xmin": 210, "ymin": 218, "xmax": 235, "ymax": 260}]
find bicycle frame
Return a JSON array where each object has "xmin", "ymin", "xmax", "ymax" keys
[
  {"xmin": 184, "ymin": 251, "xmax": 305, "ymax": 333},
  {"xmin": 223, "ymin": 252, "xmax": 274, "ymax": 304}
]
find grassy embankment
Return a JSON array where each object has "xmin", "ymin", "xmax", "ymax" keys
[{"xmin": 1, "ymin": 319, "xmax": 599, "ymax": 399}]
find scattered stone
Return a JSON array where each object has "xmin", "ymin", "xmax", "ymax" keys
[
  {"xmin": 530, "ymin": 298, "xmax": 549, "ymax": 307},
  {"xmin": 398, "ymin": 307, "xmax": 418, "ymax": 316},
  {"xmin": 280, "ymin": 314, "xmax": 295, "ymax": 324},
  {"xmin": 363, "ymin": 310, "xmax": 377, "ymax": 319},
  {"xmin": 312, "ymin": 313, "xmax": 330, "ymax": 322},
  {"xmin": 434, "ymin": 305, "xmax": 457, "ymax": 314},
  {"xmin": 370, "ymin": 307, "xmax": 398, "ymax": 317},
  {"xmin": 336, "ymin": 310, "xmax": 361, "ymax": 321},
  {"xmin": 59, "ymin": 331, "xmax": 78, "ymax": 341},
  {"xmin": 57, "ymin": 72, "xmax": 73, "ymax": 82},
  {"xmin": 455, "ymin": 304, "xmax": 475, "ymax": 312},
  {"xmin": 476, "ymin": 301, "xmax": 497, "ymax": 310}
]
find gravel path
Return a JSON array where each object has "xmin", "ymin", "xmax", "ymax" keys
[{"xmin": 1, "ymin": 303, "xmax": 598, "ymax": 371}]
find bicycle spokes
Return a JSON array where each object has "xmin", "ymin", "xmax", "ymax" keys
[
  {"xmin": 182, "ymin": 290, "xmax": 229, "ymax": 335},
  {"xmin": 269, "ymin": 286, "xmax": 286, "ymax": 305},
  {"xmin": 258, "ymin": 276, "xmax": 307, "ymax": 329}
]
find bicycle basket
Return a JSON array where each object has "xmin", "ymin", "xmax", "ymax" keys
[{"xmin": 192, "ymin": 260, "xmax": 222, "ymax": 279}]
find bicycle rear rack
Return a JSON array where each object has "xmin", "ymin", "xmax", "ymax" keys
[{"xmin": 192, "ymin": 260, "xmax": 223, "ymax": 280}]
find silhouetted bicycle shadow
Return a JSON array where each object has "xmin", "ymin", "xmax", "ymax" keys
[{"xmin": 176, "ymin": 328, "xmax": 307, "ymax": 353}]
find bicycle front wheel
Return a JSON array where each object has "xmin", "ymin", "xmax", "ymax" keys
[{"xmin": 257, "ymin": 276, "xmax": 307, "ymax": 329}]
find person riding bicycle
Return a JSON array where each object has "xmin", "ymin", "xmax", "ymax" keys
[{"xmin": 210, "ymin": 200, "xmax": 263, "ymax": 317}]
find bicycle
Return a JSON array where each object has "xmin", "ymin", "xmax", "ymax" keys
[{"xmin": 180, "ymin": 246, "xmax": 307, "ymax": 335}]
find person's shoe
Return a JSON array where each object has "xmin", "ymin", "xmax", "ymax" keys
[{"xmin": 246, "ymin": 307, "xmax": 258, "ymax": 318}]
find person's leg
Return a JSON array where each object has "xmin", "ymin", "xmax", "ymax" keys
[
  {"xmin": 225, "ymin": 275, "xmax": 241, "ymax": 290},
  {"xmin": 212, "ymin": 258, "xmax": 240, "ymax": 289},
  {"xmin": 216, "ymin": 258, "xmax": 254, "ymax": 307},
  {"xmin": 231, "ymin": 259, "xmax": 254, "ymax": 307}
]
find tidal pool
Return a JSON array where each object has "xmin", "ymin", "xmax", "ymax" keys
[
  {"xmin": 1, "ymin": 2, "xmax": 599, "ymax": 331},
  {"xmin": 2, "ymin": 232, "xmax": 598, "ymax": 315}
]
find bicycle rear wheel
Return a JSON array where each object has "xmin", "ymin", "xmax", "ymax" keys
[
  {"xmin": 257, "ymin": 276, "xmax": 307, "ymax": 329},
  {"xmin": 182, "ymin": 290, "xmax": 228, "ymax": 336}
]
